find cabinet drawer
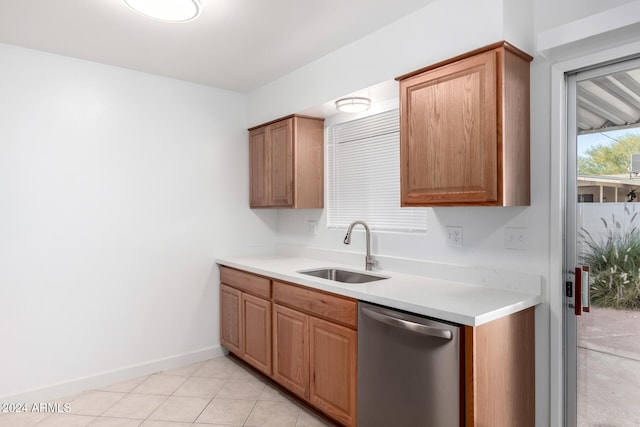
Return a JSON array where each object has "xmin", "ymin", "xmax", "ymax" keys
[
  {"xmin": 273, "ymin": 281, "xmax": 357, "ymax": 329},
  {"xmin": 220, "ymin": 266, "xmax": 270, "ymax": 299}
]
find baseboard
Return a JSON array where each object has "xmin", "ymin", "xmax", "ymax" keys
[{"xmin": 0, "ymin": 345, "xmax": 225, "ymax": 404}]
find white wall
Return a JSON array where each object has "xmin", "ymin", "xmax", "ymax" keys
[
  {"xmin": 534, "ymin": 0, "xmax": 636, "ymax": 33},
  {"xmin": 247, "ymin": 0, "xmax": 505, "ymax": 127},
  {"xmin": 503, "ymin": 0, "xmax": 534, "ymax": 52},
  {"xmin": 0, "ymin": 43, "xmax": 277, "ymax": 401}
]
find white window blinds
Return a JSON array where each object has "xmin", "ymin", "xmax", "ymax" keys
[{"xmin": 327, "ymin": 108, "xmax": 427, "ymax": 232}]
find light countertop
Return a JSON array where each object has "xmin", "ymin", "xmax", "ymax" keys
[{"xmin": 216, "ymin": 254, "xmax": 542, "ymax": 327}]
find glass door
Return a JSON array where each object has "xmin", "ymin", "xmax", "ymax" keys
[{"xmin": 565, "ymin": 59, "xmax": 640, "ymax": 426}]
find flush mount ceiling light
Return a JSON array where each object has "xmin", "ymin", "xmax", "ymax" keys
[
  {"xmin": 335, "ymin": 97, "xmax": 371, "ymax": 113},
  {"xmin": 124, "ymin": 0, "xmax": 201, "ymax": 23}
]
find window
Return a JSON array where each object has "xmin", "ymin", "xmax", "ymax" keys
[{"xmin": 326, "ymin": 108, "xmax": 427, "ymax": 232}]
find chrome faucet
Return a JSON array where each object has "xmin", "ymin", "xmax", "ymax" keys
[{"xmin": 344, "ymin": 220, "xmax": 377, "ymax": 271}]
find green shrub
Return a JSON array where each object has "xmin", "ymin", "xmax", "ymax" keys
[{"xmin": 579, "ymin": 205, "xmax": 640, "ymax": 309}]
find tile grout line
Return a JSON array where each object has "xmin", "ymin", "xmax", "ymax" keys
[
  {"xmin": 139, "ymin": 393, "xmax": 170, "ymax": 425},
  {"xmin": 184, "ymin": 367, "xmax": 219, "ymax": 426},
  {"xmin": 133, "ymin": 371, "xmax": 190, "ymax": 425},
  {"xmin": 95, "ymin": 389, "xmax": 128, "ymax": 418},
  {"xmin": 241, "ymin": 399, "xmax": 259, "ymax": 427},
  {"xmin": 191, "ymin": 395, "xmax": 215, "ymax": 425},
  {"xmin": 182, "ymin": 361, "xmax": 227, "ymax": 425}
]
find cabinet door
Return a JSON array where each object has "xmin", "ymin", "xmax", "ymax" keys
[
  {"xmin": 249, "ymin": 127, "xmax": 269, "ymax": 207},
  {"xmin": 400, "ymin": 50, "xmax": 498, "ymax": 205},
  {"xmin": 220, "ymin": 284, "xmax": 242, "ymax": 354},
  {"xmin": 309, "ymin": 317, "xmax": 357, "ymax": 427},
  {"xmin": 242, "ymin": 293, "xmax": 272, "ymax": 375},
  {"xmin": 273, "ymin": 304, "xmax": 309, "ymax": 399},
  {"xmin": 268, "ymin": 119, "xmax": 294, "ymax": 207}
]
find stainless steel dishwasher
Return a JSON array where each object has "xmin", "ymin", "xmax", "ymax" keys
[{"xmin": 358, "ymin": 302, "xmax": 462, "ymax": 427}]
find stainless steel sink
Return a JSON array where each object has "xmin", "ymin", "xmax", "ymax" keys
[{"xmin": 297, "ymin": 268, "xmax": 388, "ymax": 284}]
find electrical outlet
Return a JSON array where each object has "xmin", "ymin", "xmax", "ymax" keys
[
  {"xmin": 446, "ymin": 226, "xmax": 463, "ymax": 247},
  {"xmin": 505, "ymin": 227, "xmax": 528, "ymax": 250},
  {"xmin": 307, "ymin": 220, "xmax": 317, "ymax": 235}
]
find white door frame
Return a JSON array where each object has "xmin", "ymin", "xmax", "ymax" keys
[
  {"xmin": 549, "ymin": 39, "xmax": 640, "ymax": 426},
  {"xmin": 563, "ymin": 57, "xmax": 640, "ymax": 426}
]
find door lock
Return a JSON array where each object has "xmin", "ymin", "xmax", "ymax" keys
[{"xmin": 565, "ymin": 281, "xmax": 573, "ymax": 298}]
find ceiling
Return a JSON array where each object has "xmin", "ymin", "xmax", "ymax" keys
[
  {"xmin": 0, "ymin": 0, "xmax": 435, "ymax": 93},
  {"xmin": 577, "ymin": 66, "xmax": 640, "ymax": 134}
]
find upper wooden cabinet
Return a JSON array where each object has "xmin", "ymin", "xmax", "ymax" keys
[
  {"xmin": 396, "ymin": 41, "xmax": 532, "ymax": 206},
  {"xmin": 249, "ymin": 115, "xmax": 324, "ymax": 208}
]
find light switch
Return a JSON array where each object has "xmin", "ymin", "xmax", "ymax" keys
[{"xmin": 505, "ymin": 227, "xmax": 528, "ymax": 250}]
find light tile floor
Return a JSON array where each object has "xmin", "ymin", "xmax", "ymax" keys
[{"xmin": 0, "ymin": 356, "xmax": 334, "ymax": 427}]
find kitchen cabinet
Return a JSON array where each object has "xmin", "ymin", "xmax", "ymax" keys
[
  {"xmin": 248, "ymin": 127, "xmax": 268, "ymax": 206},
  {"xmin": 219, "ymin": 267, "xmax": 357, "ymax": 426},
  {"xmin": 248, "ymin": 115, "xmax": 324, "ymax": 208},
  {"xmin": 219, "ymin": 266, "xmax": 272, "ymax": 376},
  {"xmin": 272, "ymin": 303, "xmax": 309, "ymax": 399},
  {"xmin": 396, "ymin": 41, "xmax": 532, "ymax": 206},
  {"xmin": 272, "ymin": 280, "xmax": 358, "ymax": 427},
  {"xmin": 220, "ymin": 284, "xmax": 241, "ymax": 355},
  {"xmin": 309, "ymin": 316, "xmax": 357, "ymax": 426},
  {"xmin": 241, "ymin": 293, "xmax": 271, "ymax": 374}
]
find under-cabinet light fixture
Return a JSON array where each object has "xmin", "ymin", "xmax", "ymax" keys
[
  {"xmin": 124, "ymin": 0, "xmax": 201, "ymax": 23},
  {"xmin": 335, "ymin": 97, "xmax": 371, "ymax": 113}
]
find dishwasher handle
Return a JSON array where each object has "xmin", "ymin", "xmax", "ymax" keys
[{"xmin": 361, "ymin": 306, "xmax": 453, "ymax": 340}]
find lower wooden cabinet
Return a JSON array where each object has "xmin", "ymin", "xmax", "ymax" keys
[
  {"xmin": 309, "ymin": 316, "xmax": 357, "ymax": 427},
  {"xmin": 272, "ymin": 281, "xmax": 358, "ymax": 427},
  {"xmin": 219, "ymin": 267, "xmax": 272, "ymax": 376},
  {"xmin": 273, "ymin": 303, "xmax": 309, "ymax": 399},
  {"xmin": 220, "ymin": 284, "xmax": 241, "ymax": 355},
  {"xmin": 242, "ymin": 293, "xmax": 271, "ymax": 375},
  {"xmin": 220, "ymin": 271, "xmax": 358, "ymax": 426},
  {"xmin": 272, "ymin": 303, "xmax": 358, "ymax": 426}
]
